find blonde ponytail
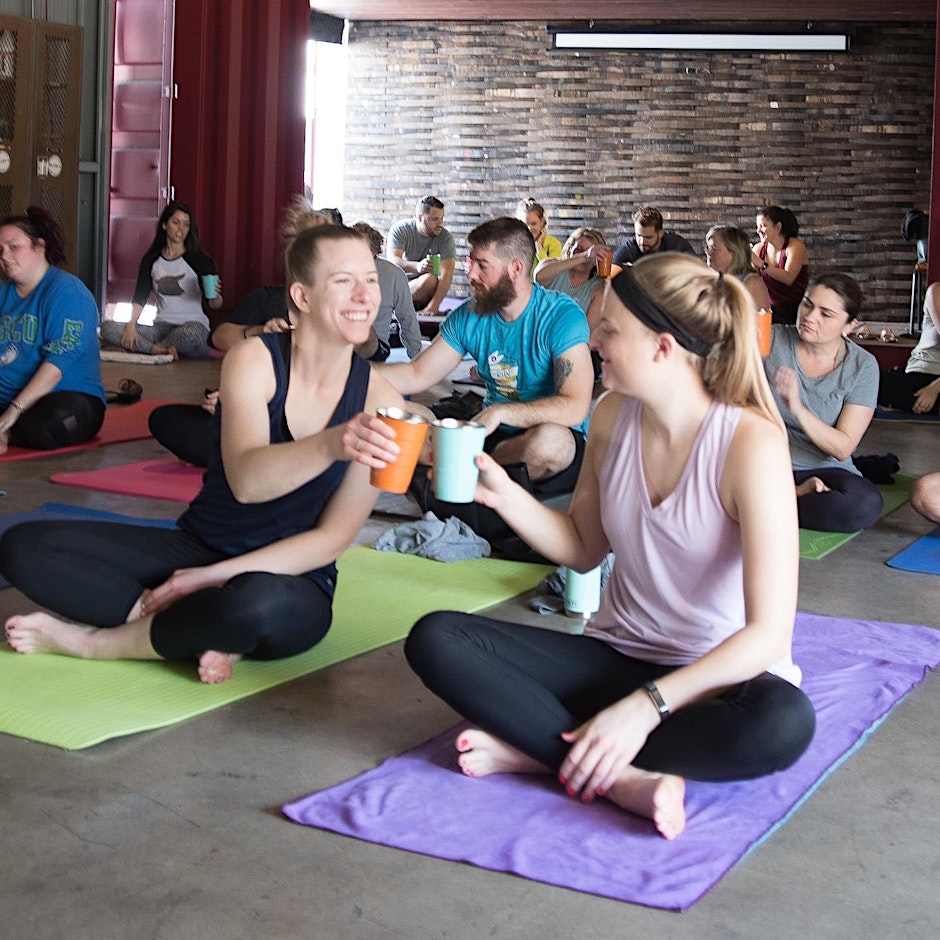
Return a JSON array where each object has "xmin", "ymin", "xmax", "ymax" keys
[{"xmin": 630, "ymin": 253, "xmax": 785, "ymax": 432}]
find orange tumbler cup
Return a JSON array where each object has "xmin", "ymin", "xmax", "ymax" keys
[
  {"xmin": 369, "ymin": 408, "xmax": 430, "ymax": 494},
  {"xmin": 756, "ymin": 308, "xmax": 772, "ymax": 357},
  {"xmin": 596, "ymin": 253, "xmax": 612, "ymax": 278}
]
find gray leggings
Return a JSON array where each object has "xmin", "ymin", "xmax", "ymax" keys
[{"xmin": 100, "ymin": 319, "xmax": 210, "ymax": 358}]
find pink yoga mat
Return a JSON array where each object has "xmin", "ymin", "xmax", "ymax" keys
[
  {"xmin": 0, "ymin": 399, "xmax": 177, "ymax": 463},
  {"xmin": 50, "ymin": 457, "xmax": 204, "ymax": 503},
  {"xmin": 284, "ymin": 613, "xmax": 940, "ymax": 911}
]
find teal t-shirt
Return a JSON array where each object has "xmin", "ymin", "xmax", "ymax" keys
[{"xmin": 439, "ymin": 283, "xmax": 590, "ymax": 433}]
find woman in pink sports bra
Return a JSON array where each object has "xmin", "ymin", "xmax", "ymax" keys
[{"xmin": 404, "ymin": 253, "xmax": 815, "ymax": 840}]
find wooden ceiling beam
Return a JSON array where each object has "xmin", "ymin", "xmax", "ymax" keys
[{"xmin": 309, "ymin": 2, "xmax": 936, "ymax": 23}]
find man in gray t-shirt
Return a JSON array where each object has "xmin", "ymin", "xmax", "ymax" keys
[{"xmin": 386, "ymin": 195, "xmax": 456, "ymax": 316}]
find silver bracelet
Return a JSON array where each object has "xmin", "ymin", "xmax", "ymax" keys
[{"xmin": 643, "ymin": 680, "xmax": 670, "ymax": 722}]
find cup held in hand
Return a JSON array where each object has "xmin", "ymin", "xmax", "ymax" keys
[
  {"xmin": 596, "ymin": 253, "xmax": 612, "ymax": 278},
  {"xmin": 756, "ymin": 308, "xmax": 772, "ymax": 357},
  {"xmin": 369, "ymin": 408, "xmax": 429, "ymax": 494},
  {"xmin": 432, "ymin": 418, "xmax": 487, "ymax": 503},
  {"xmin": 564, "ymin": 566, "xmax": 601, "ymax": 619},
  {"xmin": 201, "ymin": 274, "xmax": 220, "ymax": 300}
]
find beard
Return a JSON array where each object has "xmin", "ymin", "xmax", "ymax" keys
[{"xmin": 469, "ymin": 271, "xmax": 517, "ymax": 314}]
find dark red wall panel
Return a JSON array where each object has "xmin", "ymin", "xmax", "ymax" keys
[{"xmin": 171, "ymin": 0, "xmax": 307, "ymax": 313}]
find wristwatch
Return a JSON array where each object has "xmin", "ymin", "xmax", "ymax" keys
[{"xmin": 761, "ymin": 262, "xmax": 769, "ymax": 271}]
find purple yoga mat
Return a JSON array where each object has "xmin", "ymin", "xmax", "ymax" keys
[{"xmin": 283, "ymin": 613, "xmax": 940, "ymax": 911}]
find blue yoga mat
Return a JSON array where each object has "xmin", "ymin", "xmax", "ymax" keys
[
  {"xmin": 886, "ymin": 525, "xmax": 940, "ymax": 573},
  {"xmin": 874, "ymin": 407, "xmax": 940, "ymax": 422},
  {"xmin": 0, "ymin": 503, "xmax": 176, "ymax": 589}
]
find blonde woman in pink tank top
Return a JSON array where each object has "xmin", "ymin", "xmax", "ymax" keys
[{"xmin": 405, "ymin": 253, "xmax": 814, "ymax": 840}]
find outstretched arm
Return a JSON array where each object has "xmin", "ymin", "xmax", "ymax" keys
[{"xmin": 473, "ymin": 342, "xmax": 593, "ymax": 434}]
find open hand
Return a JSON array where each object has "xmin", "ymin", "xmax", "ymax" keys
[{"xmin": 558, "ymin": 693, "xmax": 658, "ymax": 802}]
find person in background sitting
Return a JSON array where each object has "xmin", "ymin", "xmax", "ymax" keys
[
  {"xmin": 534, "ymin": 227, "xmax": 611, "ymax": 328},
  {"xmin": 515, "ymin": 198, "xmax": 563, "ymax": 277},
  {"xmin": 612, "ymin": 206, "xmax": 696, "ymax": 269},
  {"xmin": 351, "ymin": 222, "xmax": 423, "ymax": 360},
  {"xmin": 386, "ymin": 195, "xmax": 456, "ymax": 316},
  {"xmin": 704, "ymin": 224, "xmax": 772, "ymax": 313},
  {"xmin": 0, "ymin": 206, "xmax": 105, "ymax": 454},
  {"xmin": 752, "ymin": 205, "xmax": 809, "ymax": 325},
  {"xmin": 764, "ymin": 272, "xmax": 883, "ymax": 532},
  {"xmin": 100, "ymin": 200, "xmax": 221, "ymax": 359},
  {"xmin": 878, "ymin": 282, "xmax": 940, "ymax": 415}
]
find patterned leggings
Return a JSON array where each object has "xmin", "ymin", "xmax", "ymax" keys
[{"xmin": 100, "ymin": 319, "xmax": 210, "ymax": 358}]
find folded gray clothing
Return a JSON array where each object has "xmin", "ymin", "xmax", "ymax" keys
[
  {"xmin": 536, "ymin": 552, "xmax": 616, "ymax": 598},
  {"xmin": 373, "ymin": 511, "xmax": 491, "ymax": 562}
]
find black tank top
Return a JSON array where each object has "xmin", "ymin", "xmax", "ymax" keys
[{"xmin": 178, "ymin": 332, "xmax": 370, "ymax": 597}]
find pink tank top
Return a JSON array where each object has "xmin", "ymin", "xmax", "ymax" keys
[{"xmin": 585, "ymin": 396, "xmax": 800, "ymax": 685}]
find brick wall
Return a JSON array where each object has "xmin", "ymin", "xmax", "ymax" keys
[{"xmin": 341, "ymin": 21, "xmax": 934, "ymax": 323}]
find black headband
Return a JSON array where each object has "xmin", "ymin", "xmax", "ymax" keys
[{"xmin": 610, "ymin": 268, "xmax": 712, "ymax": 357}]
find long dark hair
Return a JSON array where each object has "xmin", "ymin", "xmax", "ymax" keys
[
  {"xmin": 0, "ymin": 206, "xmax": 67, "ymax": 268},
  {"xmin": 145, "ymin": 200, "xmax": 203, "ymax": 256},
  {"xmin": 758, "ymin": 205, "xmax": 800, "ymax": 239}
]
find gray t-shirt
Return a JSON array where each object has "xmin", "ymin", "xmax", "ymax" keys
[
  {"xmin": 386, "ymin": 219, "xmax": 456, "ymax": 279},
  {"xmin": 375, "ymin": 257, "xmax": 423, "ymax": 359},
  {"xmin": 764, "ymin": 324, "xmax": 878, "ymax": 473}
]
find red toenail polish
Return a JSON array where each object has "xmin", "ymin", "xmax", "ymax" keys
[
  {"xmin": 558, "ymin": 774, "xmax": 568, "ymax": 784},
  {"xmin": 582, "ymin": 794, "xmax": 592, "ymax": 804},
  {"xmin": 566, "ymin": 786, "xmax": 576, "ymax": 797},
  {"xmin": 596, "ymin": 787, "xmax": 606, "ymax": 797}
]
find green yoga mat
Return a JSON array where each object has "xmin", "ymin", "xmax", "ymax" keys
[
  {"xmin": 799, "ymin": 475, "xmax": 914, "ymax": 559},
  {"xmin": 0, "ymin": 547, "xmax": 551, "ymax": 750}
]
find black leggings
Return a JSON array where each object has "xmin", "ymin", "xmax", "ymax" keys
[
  {"xmin": 148, "ymin": 403, "xmax": 217, "ymax": 467},
  {"xmin": 7, "ymin": 391, "xmax": 105, "ymax": 450},
  {"xmin": 0, "ymin": 520, "xmax": 332, "ymax": 661},
  {"xmin": 405, "ymin": 613, "xmax": 815, "ymax": 783},
  {"xmin": 794, "ymin": 468, "xmax": 884, "ymax": 532},
  {"xmin": 878, "ymin": 368, "xmax": 939, "ymax": 413}
]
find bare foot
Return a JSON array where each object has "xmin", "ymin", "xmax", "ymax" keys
[
  {"xmin": 151, "ymin": 344, "xmax": 180, "ymax": 361},
  {"xmin": 606, "ymin": 768, "xmax": 687, "ymax": 840},
  {"xmin": 796, "ymin": 476, "xmax": 830, "ymax": 497},
  {"xmin": 4, "ymin": 612, "xmax": 99, "ymax": 657},
  {"xmin": 197, "ymin": 650, "xmax": 242, "ymax": 684},
  {"xmin": 454, "ymin": 728, "xmax": 551, "ymax": 778}
]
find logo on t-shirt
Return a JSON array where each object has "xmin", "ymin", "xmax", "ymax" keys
[
  {"xmin": 487, "ymin": 351, "xmax": 519, "ymax": 400},
  {"xmin": 155, "ymin": 274, "xmax": 186, "ymax": 297},
  {"xmin": 0, "ymin": 342, "xmax": 17, "ymax": 366}
]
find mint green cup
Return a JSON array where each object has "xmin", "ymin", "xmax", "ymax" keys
[
  {"xmin": 432, "ymin": 418, "xmax": 487, "ymax": 503},
  {"xmin": 564, "ymin": 566, "xmax": 602, "ymax": 619},
  {"xmin": 201, "ymin": 274, "xmax": 220, "ymax": 299}
]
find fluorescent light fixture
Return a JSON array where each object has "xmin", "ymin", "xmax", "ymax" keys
[{"xmin": 552, "ymin": 32, "xmax": 850, "ymax": 52}]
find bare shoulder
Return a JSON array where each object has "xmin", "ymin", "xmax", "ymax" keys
[{"xmin": 729, "ymin": 408, "xmax": 789, "ymax": 463}]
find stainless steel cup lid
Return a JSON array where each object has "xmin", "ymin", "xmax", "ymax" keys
[{"xmin": 378, "ymin": 407, "xmax": 428, "ymax": 424}]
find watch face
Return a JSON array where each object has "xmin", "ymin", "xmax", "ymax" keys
[{"xmin": 0, "ymin": 149, "xmax": 9, "ymax": 173}]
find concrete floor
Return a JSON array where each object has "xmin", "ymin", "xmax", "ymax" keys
[{"xmin": 1, "ymin": 356, "xmax": 938, "ymax": 939}]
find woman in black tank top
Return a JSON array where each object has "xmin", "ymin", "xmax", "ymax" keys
[{"xmin": 2, "ymin": 224, "xmax": 406, "ymax": 684}]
